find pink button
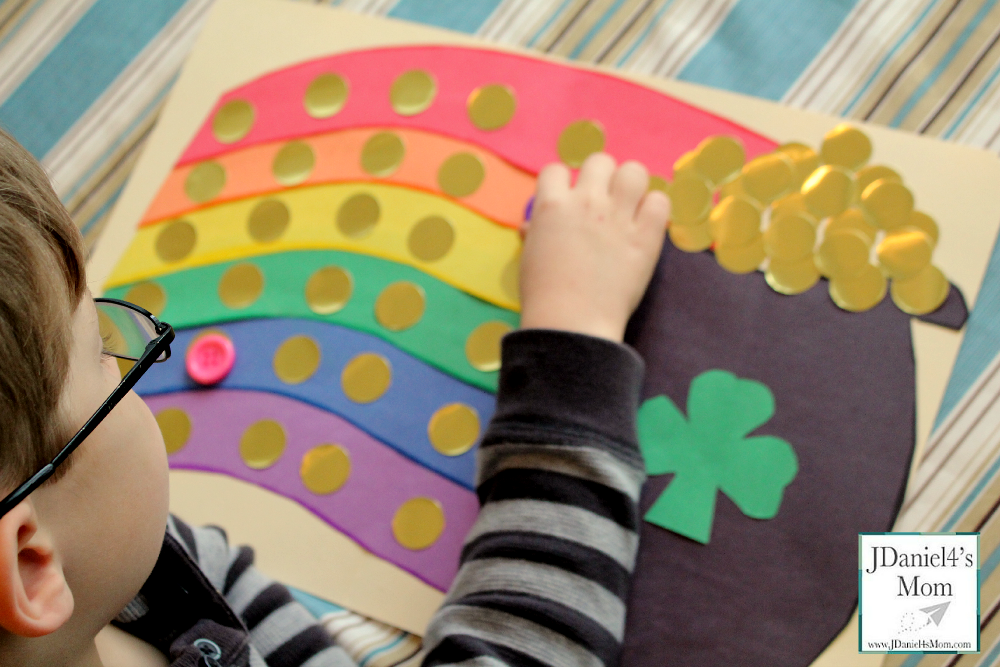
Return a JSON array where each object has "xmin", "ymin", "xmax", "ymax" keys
[{"xmin": 186, "ymin": 333, "xmax": 235, "ymax": 386}]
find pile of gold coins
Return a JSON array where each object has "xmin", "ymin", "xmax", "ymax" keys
[{"xmin": 665, "ymin": 124, "xmax": 947, "ymax": 315}]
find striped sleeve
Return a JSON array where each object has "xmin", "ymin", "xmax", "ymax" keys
[
  {"xmin": 166, "ymin": 516, "xmax": 358, "ymax": 667},
  {"xmin": 421, "ymin": 329, "xmax": 647, "ymax": 667}
]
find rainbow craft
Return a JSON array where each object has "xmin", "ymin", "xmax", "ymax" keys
[{"xmin": 105, "ymin": 43, "xmax": 966, "ymax": 665}]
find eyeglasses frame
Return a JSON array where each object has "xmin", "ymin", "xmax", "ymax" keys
[{"xmin": 0, "ymin": 298, "xmax": 174, "ymax": 519}]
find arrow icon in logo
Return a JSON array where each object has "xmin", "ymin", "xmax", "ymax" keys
[{"xmin": 920, "ymin": 602, "xmax": 950, "ymax": 627}]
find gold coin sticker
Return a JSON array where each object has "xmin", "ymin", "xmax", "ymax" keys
[
  {"xmin": 648, "ymin": 175, "xmax": 670, "ymax": 194},
  {"xmin": 466, "ymin": 321, "xmax": 512, "ymax": 372},
  {"xmin": 273, "ymin": 141, "xmax": 315, "ymax": 186},
  {"xmin": 820, "ymin": 123, "xmax": 872, "ymax": 170},
  {"xmin": 392, "ymin": 497, "xmax": 445, "ymax": 550},
  {"xmin": 341, "ymin": 352, "xmax": 392, "ymax": 403},
  {"xmin": 673, "ymin": 150, "xmax": 699, "ymax": 178},
  {"xmin": 669, "ymin": 220, "xmax": 713, "ymax": 252},
  {"xmin": 247, "ymin": 198, "xmax": 290, "ymax": 243},
  {"xmin": 908, "ymin": 211, "xmax": 939, "ymax": 247},
  {"xmin": 802, "ymin": 165, "xmax": 855, "ymax": 219},
  {"xmin": 300, "ymin": 444, "xmax": 351, "ymax": 495},
  {"xmin": 305, "ymin": 266, "xmax": 353, "ymax": 315},
  {"xmin": 428, "ymin": 403, "xmax": 480, "ymax": 456},
  {"xmin": 375, "ymin": 281, "xmax": 426, "ymax": 331},
  {"xmin": 273, "ymin": 335, "xmax": 321, "ymax": 385},
  {"xmin": 501, "ymin": 254, "xmax": 520, "ymax": 302},
  {"xmin": 741, "ymin": 152, "xmax": 795, "ymax": 203},
  {"xmin": 184, "ymin": 161, "xmax": 226, "ymax": 203},
  {"xmin": 438, "ymin": 152, "xmax": 486, "ymax": 198},
  {"xmin": 218, "ymin": 262, "xmax": 264, "ymax": 310},
  {"xmin": 815, "ymin": 228, "xmax": 871, "ymax": 279},
  {"xmin": 212, "ymin": 99, "xmax": 254, "ymax": 144},
  {"xmin": 155, "ymin": 219, "xmax": 197, "ymax": 263},
  {"xmin": 860, "ymin": 179, "xmax": 914, "ymax": 230},
  {"xmin": 240, "ymin": 419, "xmax": 286, "ymax": 470},
  {"xmin": 877, "ymin": 228, "xmax": 933, "ymax": 279},
  {"xmin": 716, "ymin": 236, "xmax": 766, "ymax": 274},
  {"xmin": 694, "ymin": 135, "xmax": 745, "ymax": 185},
  {"xmin": 116, "ymin": 358, "xmax": 135, "ymax": 380},
  {"xmin": 336, "ymin": 193, "xmax": 380, "ymax": 238},
  {"xmin": 765, "ymin": 211, "xmax": 816, "ymax": 261},
  {"xmin": 124, "ymin": 281, "xmax": 166, "ymax": 317},
  {"xmin": 557, "ymin": 119, "xmax": 605, "ymax": 168},
  {"xmin": 390, "ymin": 70, "xmax": 436, "ymax": 116},
  {"xmin": 718, "ymin": 176, "xmax": 750, "ymax": 202},
  {"xmin": 408, "ymin": 215, "xmax": 455, "ymax": 262},
  {"xmin": 361, "ymin": 131, "xmax": 405, "ymax": 177},
  {"xmin": 709, "ymin": 196, "xmax": 761, "ymax": 246},
  {"xmin": 829, "ymin": 264, "xmax": 886, "ymax": 312},
  {"xmin": 304, "ymin": 73, "xmax": 349, "ymax": 119},
  {"xmin": 467, "ymin": 84, "xmax": 516, "ymax": 131},
  {"xmin": 891, "ymin": 264, "xmax": 949, "ymax": 315},
  {"xmin": 156, "ymin": 408, "xmax": 191, "ymax": 455},
  {"xmin": 771, "ymin": 192, "xmax": 809, "ymax": 220},
  {"xmin": 826, "ymin": 208, "xmax": 877, "ymax": 244},
  {"xmin": 856, "ymin": 165, "xmax": 901, "ymax": 196},
  {"xmin": 776, "ymin": 142, "xmax": 820, "ymax": 188},
  {"xmin": 765, "ymin": 257, "xmax": 820, "ymax": 295},
  {"xmin": 669, "ymin": 173, "xmax": 713, "ymax": 225}
]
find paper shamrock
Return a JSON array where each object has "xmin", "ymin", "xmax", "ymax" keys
[{"xmin": 638, "ymin": 370, "xmax": 798, "ymax": 544}]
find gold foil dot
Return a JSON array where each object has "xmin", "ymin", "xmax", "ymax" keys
[
  {"xmin": 860, "ymin": 179, "xmax": 914, "ymax": 230},
  {"xmin": 765, "ymin": 211, "xmax": 816, "ymax": 261},
  {"xmin": 718, "ymin": 176, "xmax": 750, "ymax": 201},
  {"xmin": 304, "ymin": 73, "xmax": 349, "ymax": 118},
  {"xmin": 156, "ymin": 408, "xmax": 191, "ymax": 455},
  {"xmin": 669, "ymin": 220, "xmax": 713, "ymax": 252},
  {"xmin": 877, "ymin": 228, "xmax": 933, "ymax": 279},
  {"xmin": 185, "ymin": 161, "xmax": 226, "ymax": 203},
  {"xmin": 212, "ymin": 99, "xmax": 254, "ymax": 144},
  {"xmin": 305, "ymin": 266, "xmax": 353, "ymax": 315},
  {"xmin": 467, "ymin": 84, "xmax": 516, "ymax": 131},
  {"xmin": 391, "ymin": 70, "xmax": 436, "ymax": 116},
  {"xmin": 124, "ymin": 282, "xmax": 166, "ymax": 317},
  {"xmin": 856, "ymin": 165, "xmax": 901, "ymax": 196},
  {"xmin": 336, "ymin": 193, "xmax": 380, "ymax": 238},
  {"xmin": 826, "ymin": 208, "xmax": 877, "ymax": 244},
  {"xmin": 438, "ymin": 152, "xmax": 486, "ymax": 198},
  {"xmin": 392, "ymin": 497, "xmax": 445, "ymax": 550},
  {"xmin": 428, "ymin": 403, "xmax": 480, "ymax": 456},
  {"xmin": 557, "ymin": 120, "xmax": 605, "ymax": 168},
  {"xmin": 816, "ymin": 229, "xmax": 871, "ymax": 279},
  {"xmin": 341, "ymin": 353, "xmax": 392, "ymax": 403},
  {"xmin": 891, "ymin": 264, "xmax": 949, "ymax": 315},
  {"xmin": 375, "ymin": 281, "xmax": 426, "ymax": 332},
  {"xmin": 361, "ymin": 132, "xmax": 405, "ymax": 177},
  {"xmin": 908, "ymin": 211, "xmax": 939, "ymax": 247},
  {"xmin": 408, "ymin": 215, "xmax": 455, "ymax": 262},
  {"xmin": 240, "ymin": 419, "xmax": 286, "ymax": 470},
  {"xmin": 673, "ymin": 150, "xmax": 699, "ymax": 178},
  {"xmin": 694, "ymin": 135, "xmax": 745, "ymax": 185},
  {"xmin": 776, "ymin": 142, "xmax": 820, "ymax": 188},
  {"xmin": 300, "ymin": 444, "xmax": 351, "ymax": 494},
  {"xmin": 820, "ymin": 123, "xmax": 872, "ymax": 170},
  {"xmin": 709, "ymin": 196, "xmax": 761, "ymax": 246},
  {"xmin": 466, "ymin": 321, "xmax": 512, "ymax": 372},
  {"xmin": 829, "ymin": 264, "xmax": 886, "ymax": 312},
  {"xmin": 771, "ymin": 192, "xmax": 810, "ymax": 220},
  {"xmin": 273, "ymin": 335, "xmax": 321, "ymax": 385},
  {"xmin": 218, "ymin": 263, "xmax": 264, "ymax": 310},
  {"xmin": 648, "ymin": 175, "xmax": 670, "ymax": 194},
  {"xmin": 715, "ymin": 236, "xmax": 766, "ymax": 274},
  {"xmin": 155, "ymin": 220, "xmax": 197, "ymax": 263},
  {"xmin": 117, "ymin": 358, "xmax": 135, "ymax": 379},
  {"xmin": 766, "ymin": 257, "xmax": 820, "ymax": 295},
  {"xmin": 802, "ymin": 165, "xmax": 855, "ymax": 219},
  {"xmin": 741, "ymin": 153, "xmax": 795, "ymax": 203},
  {"xmin": 501, "ymin": 255, "xmax": 520, "ymax": 302},
  {"xmin": 273, "ymin": 141, "xmax": 315, "ymax": 186},
  {"xmin": 247, "ymin": 198, "xmax": 290, "ymax": 243},
  {"xmin": 669, "ymin": 173, "xmax": 712, "ymax": 225}
]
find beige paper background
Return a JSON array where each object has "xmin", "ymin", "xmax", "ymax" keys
[{"xmin": 86, "ymin": 0, "xmax": 1000, "ymax": 659}]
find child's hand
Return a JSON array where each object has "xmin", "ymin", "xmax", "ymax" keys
[{"xmin": 519, "ymin": 153, "xmax": 670, "ymax": 342}]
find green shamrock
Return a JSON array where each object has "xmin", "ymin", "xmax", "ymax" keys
[{"xmin": 638, "ymin": 370, "xmax": 798, "ymax": 544}]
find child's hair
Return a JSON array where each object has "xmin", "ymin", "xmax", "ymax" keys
[{"xmin": 0, "ymin": 127, "xmax": 86, "ymax": 490}]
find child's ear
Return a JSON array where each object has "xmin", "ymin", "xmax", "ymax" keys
[{"xmin": 0, "ymin": 501, "xmax": 73, "ymax": 637}]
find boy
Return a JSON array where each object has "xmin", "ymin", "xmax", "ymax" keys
[{"xmin": 0, "ymin": 126, "xmax": 669, "ymax": 667}]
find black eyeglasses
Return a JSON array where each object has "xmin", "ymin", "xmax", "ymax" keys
[{"xmin": 0, "ymin": 298, "xmax": 174, "ymax": 519}]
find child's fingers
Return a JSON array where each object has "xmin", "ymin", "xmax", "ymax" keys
[
  {"xmin": 575, "ymin": 152, "xmax": 616, "ymax": 193},
  {"xmin": 634, "ymin": 190, "xmax": 671, "ymax": 234},
  {"xmin": 536, "ymin": 163, "xmax": 571, "ymax": 201},
  {"xmin": 609, "ymin": 161, "xmax": 649, "ymax": 216}
]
